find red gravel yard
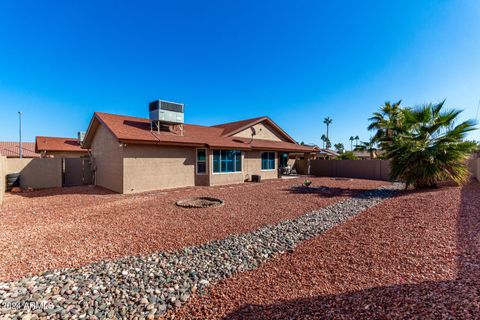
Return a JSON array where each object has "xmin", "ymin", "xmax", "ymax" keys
[
  {"xmin": 175, "ymin": 181, "xmax": 480, "ymax": 319},
  {"xmin": 0, "ymin": 177, "xmax": 385, "ymax": 281}
]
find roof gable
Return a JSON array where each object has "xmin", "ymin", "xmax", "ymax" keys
[{"xmin": 213, "ymin": 116, "xmax": 296, "ymax": 143}]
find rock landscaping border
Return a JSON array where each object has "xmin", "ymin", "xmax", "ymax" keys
[{"xmin": 0, "ymin": 183, "xmax": 403, "ymax": 319}]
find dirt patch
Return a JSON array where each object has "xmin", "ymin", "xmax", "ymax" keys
[
  {"xmin": 0, "ymin": 178, "xmax": 385, "ymax": 281},
  {"xmin": 174, "ymin": 181, "xmax": 480, "ymax": 319},
  {"xmin": 176, "ymin": 197, "xmax": 224, "ymax": 208}
]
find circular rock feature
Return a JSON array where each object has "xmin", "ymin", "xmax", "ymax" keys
[{"xmin": 176, "ymin": 197, "xmax": 224, "ymax": 208}]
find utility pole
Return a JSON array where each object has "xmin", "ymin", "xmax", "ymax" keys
[{"xmin": 18, "ymin": 111, "xmax": 22, "ymax": 159}]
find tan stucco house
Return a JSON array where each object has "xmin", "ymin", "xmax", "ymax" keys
[{"xmin": 82, "ymin": 112, "xmax": 314, "ymax": 193}]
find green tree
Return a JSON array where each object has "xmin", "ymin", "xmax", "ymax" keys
[
  {"xmin": 349, "ymin": 136, "xmax": 354, "ymax": 151},
  {"xmin": 334, "ymin": 143, "xmax": 345, "ymax": 153},
  {"xmin": 354, "ymin": 137, "xmax": 378, "ymax": 159},
  {"xmin": 336, "ymin": 151, "xmax": 359, "ymax": 160},
  {"xmin": 354, "ymin": 135, "xmax": 360, "ymax": 147},
  {"xmin": 321, "ymin": 134, "xmax": 327, "ymax": 148},
  {"xmin": 323, "ymin": 117, "xmax": 333, "ymax": 140},
  {"xmin": 368, "ymin": 100, "xmax": 404, "ymax": 148},
  {"xmin": 380, "ymin": 100, "xmax": 477, "ymax": 188},
  {"xmin": 325, "ymin": 137, "xmax": 332, "ymax": 149}
]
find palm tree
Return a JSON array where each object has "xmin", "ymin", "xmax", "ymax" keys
[
  {"xmin": 384, "ymin": 100, "xmax": 477, "ymax": 188},
  {"xmin": 349, "ymin": 136, "xmax": 354, "ymax": 151},
  {"xmin": 323, "ymin": 117, "xmax": 333, "ymax": 140},
  {"xmin": 325, "ymin": 137, "xmax": 332, "ymax": 149},
  {"xmin": 354, "ymin": 138, "xmax": 378, "ymax": 159},
  {"xmin": 321, "ymin": 134, "xmax": 327, "ymax": 148},
  {"xmin": 334, "ymin": 143, "xmax": 345, "ymax": 153},
  {"xmin": 354, "ymin": 135, "xmax": 360, "ymax": 148},
  {"xmin": 368, "ymin": 100, "xmax": 404, "ymax": 148}
]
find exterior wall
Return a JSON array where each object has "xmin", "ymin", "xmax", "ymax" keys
[
  {"xmin": 0, "ymin": 156, "xmax": 6, "ymax": 205},
  {"xmin": 233, "ymin": 122, "xmax": 287, "ymax": 142},
  {"xmin": 43, "ymin": 151, "xmax": 89, "ymax": 158},
  {"xmin": 5, "ymin": 158, "xmax": 63, "ymax": 188},
  {"xmin": 294, "ymin": 159, "xmax": 309, "ymax": 175},
  {"xmin": 244, "ymin": 151, "xmax": 278, "ymax": 181},
  {"xmin": 123, "ymin": 145, "xmax": 196, "ymax": 193},
  {"xmin": 308, "ymin": 159, "xmax": 391, "ymax": 181},
  {"xmin": 209, "ymin": 172, "xmax": 245, "ymax": 186},
  {"xmin": 307, "ymin": 157, "xmax": 480, "ymax": 182},
  {"xmin": 208, "ymin": 149, "xmax": 245, "ymax": 186},
  {"xmin": 90, "ymin": 125, "xmax": 124, "ymax": 193}
]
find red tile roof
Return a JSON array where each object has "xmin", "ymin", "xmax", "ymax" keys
[
  {"xmin": 35, "ymin": 136, "xmax": 87, "ymax": 153},
  {"xmin": 0, "ymin": 142, "xmax": 40, "ymax": 158},
  {"xmin": 213, "ymin": 116, "xmax": 266, "ymax": 136},
  {"xmin": 84, "ymin": 112, "xmax": 313, "ymax": 153},
  {"xmin": 213, "ymin": 116, "xmax": 296, "ymax": 143}
]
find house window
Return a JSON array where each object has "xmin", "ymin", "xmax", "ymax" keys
[
  {"xmin": 261, "ymin": 152, "xmax": 276, "ymax": 170},
  {"xmin": 213, "ymin": 150, "xmax": 242, "ymax": 173},
  {"xmin": 197, "ymin": 149, "xmax": 207, "ymax": 174}
]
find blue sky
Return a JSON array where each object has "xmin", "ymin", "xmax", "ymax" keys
[{"xmin": 0, "ymin": 0, "xmax": 479, "ymax": 148}]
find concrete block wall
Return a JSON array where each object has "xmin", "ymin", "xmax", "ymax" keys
[
  {"xmin": 308, "ymin": 159, "xmax": 392, "ymax": 181},
  {"xmin": 476, "ymin": 158, "xmax": 480, "ymax": 182},
  {"xmin": 5, "ymin": 158, "xmax": 62, "ymax": 189},
  {"xmin": 307, "ymin": 158, "xmax": 479, "ymax": 182}
]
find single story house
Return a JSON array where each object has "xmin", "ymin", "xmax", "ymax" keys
[
  {"xmin": 35, "ymin": 136, "xmax": 89, "ymax": 158},
  {"xmin": 0, "ymin": 142, "xmax": 40, "ymax": 158},
  {"xmin": 82, "ymin": 112, "xmax": 314, "ymax": 193}
]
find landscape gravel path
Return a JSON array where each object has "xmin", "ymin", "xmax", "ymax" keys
[
  {"xmin": 176, "ymin": 181, "xmax": 480, "ymax": 320},
  {"xmin": 0, "ymin": 183, "xmax": 401, "ymax": 319}
]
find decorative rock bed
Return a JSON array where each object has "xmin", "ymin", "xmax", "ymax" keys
[
  {"xmin": 0, "ymin": 183, "xmax": 403, "ymax": 319},
  {"xmin": 176, "ymin": 197, "xmax": 224, "ymax": 208}
]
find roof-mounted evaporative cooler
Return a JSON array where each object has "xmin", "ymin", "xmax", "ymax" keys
[
  {"xmin": 149, "ymin": 100, "xmax": 184, "ymax": 124},
  {"xmin": 149, "ymin": 100, "xmax": 185, "ymax": 135}
]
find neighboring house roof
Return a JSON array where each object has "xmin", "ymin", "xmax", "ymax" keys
[
  {"xmin": 353, "ymin": 151, "xmax": 372, "ymax": 158},
  {"xmin": 35, "ymin": 136, "xmax": 87, "ymax": 153},
  {"xmin": 83, "ymin": 112, "xmax": 313, "ymax": 153},
  {"xmin": 0, "ymin": 142, "xmax": 40, "ymax": 158},
  {"xmin": 318, "ymin": 149, "xmax": 339, "ymax": 157}
]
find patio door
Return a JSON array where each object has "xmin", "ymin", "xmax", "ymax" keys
[{"xmin": 279, "ymin": 153, "xmax": 289, "ymax": 168}]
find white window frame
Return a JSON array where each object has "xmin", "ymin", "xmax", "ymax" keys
[
  {"xmin": 261, "ymin": 151, "xmax": 276, "ymax": 171},
  {"xmin": 211, "ymin": 149, "xmax": 243, "ymax": 174},
  {"xmin": 196, "ymin": 148, "xmax": 207, "ymax": 175}
]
